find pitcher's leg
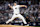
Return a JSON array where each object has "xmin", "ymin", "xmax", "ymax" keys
[
  {"xmin": 18, "ymin": 14, "xmax": 27, "ymax": 24},
  {"xmin": 6, "ymin": 15, "xmax": 16, "ymax": 24}
]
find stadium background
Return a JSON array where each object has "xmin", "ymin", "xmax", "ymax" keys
[{"xmin": 0, "ymin": 0, "xmax": 40, "ymax": 26}]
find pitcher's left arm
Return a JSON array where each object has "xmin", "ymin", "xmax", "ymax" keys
[{"xmin": 20, "ymin": 5, "xmax": 27, "ymax": 8}]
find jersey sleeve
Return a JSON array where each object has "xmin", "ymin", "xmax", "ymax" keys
[{"xmin": 18, "ymin": 5, "xmax": 20, "ymax": 7}]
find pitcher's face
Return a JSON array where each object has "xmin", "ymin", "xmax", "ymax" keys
[{"xmin": 14, "ymin": 3, "xmax": 17, "ymax": 6}]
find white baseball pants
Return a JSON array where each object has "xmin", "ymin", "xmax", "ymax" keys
[{"xmin": 6, "ymin": 14, "xmax": 27, "ymax": 24}]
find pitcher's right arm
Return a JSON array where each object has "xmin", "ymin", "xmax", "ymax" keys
[{"xmin": 8, "ymin": 4, "xmax": 13, "ymax": 9}]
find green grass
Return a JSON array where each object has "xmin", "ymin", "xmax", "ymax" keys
[{"xmin": 35, "ymin": 26, "xmax": 40, "ymax": 27}]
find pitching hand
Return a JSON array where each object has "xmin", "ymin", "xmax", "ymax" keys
[{"xmin": 8, "ymin": 4, "xmax": 10, "ymax": 6}]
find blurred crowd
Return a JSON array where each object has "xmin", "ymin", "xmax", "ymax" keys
[{"xmin": 0, "ymin": 0, "xmax": 40, "ymax": 24}]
